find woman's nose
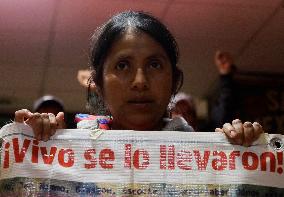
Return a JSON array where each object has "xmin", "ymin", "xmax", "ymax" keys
[{"xmin": 131, "ymin": 68, "xmax": 149, "ymax": 91}]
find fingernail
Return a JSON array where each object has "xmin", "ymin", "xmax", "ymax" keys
[
  {"xmin": 244, "ymin": 122, "xmax": 252, "ymax": 127},
  {"xmin": 230, "ymin": 130, "xmax": 237, "ymax": 137},
  {"xmin": 232, "ymin": 119, "xmax": 241, "ymax": 124},
  {"xmin": 253, "ymin": 122, "xmax": 262, "ymax": 128}
]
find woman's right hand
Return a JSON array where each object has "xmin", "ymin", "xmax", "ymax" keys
[{"xmin": 14, "ymin": 109, "xmax": 65, "ymax": 141}]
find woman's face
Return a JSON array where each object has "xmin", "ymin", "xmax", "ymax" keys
[{"xmin": 102, "ymin": 30, "xmax": 173, "ymax": 130}]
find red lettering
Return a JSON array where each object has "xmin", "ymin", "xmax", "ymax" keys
[
  {"xmin": 177, "ymin": 150, "xmax": 192, "ymax": 170},
  {"xmin": 260, "ymin": 152, "xmax": 276, "ymax": 172},
  {"xmin": 3, "ymin": 142, "xmax": 10, "ymax": 168},
  {"xmin": 32, "ymin": 140, "xmax": 39, "ymax": 163},
  {"xmin": 193, "ymin": 150, "xmax": 210, "ymax": 170},
  {"xmin": 124, "ymin": 144, "xmax": 131, "ymax": 169},
  {"xmin": 58, "ymin": 149, "xmax": 74, "ymax": 167},
  {"xmin": 277, "ymin": 151, "xmax": 283, "ymax": 174},
  {"xmin": 242, "ymin": 152, "xmax": 258, "ymax": 170},
  {"xmin": 168, "ymin": 145, "xmax": 175, "ymax": 170},
  {"xmin": 40, "ymin": 147, "xmax": 57, "ymax": 164},
  {"xmin": 212, "ymin": 151, "xmax": 227, "ymax": 171},
  {"xmin": 99, "ymin": 149, "xmax": 115, "ymax": 169},
  {"xmin": 133, "ymin": 149, "xmax": 149, "ymax": 169},
  {"xmin": 84, "ymin": 149, "xmax": 97, "ymax": 169},
  {"xmin": 159, "ymin": 145, "xmax": 175, "ymax": 170},
  {"xmin": 160, "ymin": 145, "xmax": 167, "ymax": 170},
  {"xmin": 229, "ymin": 151, "xmax": 240, "ymax": 170},
  {"xmin": 13, "ymin": 138, "xmax": 31, "ymax": 163}
]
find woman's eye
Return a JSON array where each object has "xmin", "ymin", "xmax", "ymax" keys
[
  {"xmin": 115, "ymin": 61, "xmax": 129, "ymax": 70},
  {"xmin": 149, "ymin": 61, "xmax": 162, "ymax": 69}
]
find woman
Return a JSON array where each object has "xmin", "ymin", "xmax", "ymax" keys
[{"xmin": 15, "ymin": 11, "xmax": 263, "ymax": 146}]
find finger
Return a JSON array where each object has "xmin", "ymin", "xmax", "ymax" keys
[
  {"xmin": 231, "ymin": 119, "xmax": 244, "ymax": 145},
  {"xmin": 48, "ymin": 113, "xmax": 57, "ymax": 137},
  {"xmin": 26, "ymin": 113, "xmax": 43, "ymax": 140},
  {"xmin": 222, "ymin": 123, "xmax": 240, "ymax": 145},
  {"xmin": 56, "ymin": 112, "xmax": 66, "ymax": 129},
  {"xmin": 215, "ymin": 128, "xmax": 224, "ymax": 133},
  {"xmin": 223, "ymin": 123, "xmax": 238, "ymax": 138},
  {"xmin": 243, "ymin": 122, "xmax": 254, "ymax": 147},
  {"xmin": 252, "ymin": 122, "xmax": 264, "ymax": 141},
  {"xmin": 216, "ymin": 126, "xmax": 235, "ymax": 144},
  {"xmin": 41, "ymin": 113, "xmax": 51, "ymax": 142},
  {"xmin": 15, "ymin": 109, "xmax": 32, "ymax": 123}
]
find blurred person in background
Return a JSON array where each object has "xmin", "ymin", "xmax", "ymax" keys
[
  {"xmin": 210, "ymin": 50, "xmax": 238, "ymax": 129},
  {"xmin": 33, "ymin": 95, "xmax": 65, "ymax": 115},
  {"xmin": 170, "ymin": 92, "xmax": 197, "ymax": 130},
  {"xmin": 171, "ymin": 51, "xmax": 237, "ymax": 132},
  {"xmin": 15, "ymin": 95, "xmax": 66, "ymax": 130}
]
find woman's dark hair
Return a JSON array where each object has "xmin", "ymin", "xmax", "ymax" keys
[{"xmin": 90, "ymin": 11, "xmax": 183, "ymax": 94}]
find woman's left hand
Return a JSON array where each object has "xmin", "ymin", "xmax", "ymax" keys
[{"xmin": 215, "ymin": 119, "xmax": 264, "ymax": 146}]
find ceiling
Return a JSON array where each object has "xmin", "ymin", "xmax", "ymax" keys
[{"xmin": 0, "ymin": 0, "xmax": 284, "ymax": 113}]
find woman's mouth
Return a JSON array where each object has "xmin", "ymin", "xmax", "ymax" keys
[{"xmin": 127, "ymin": 99, "xmax": 154, "ymax": 109}]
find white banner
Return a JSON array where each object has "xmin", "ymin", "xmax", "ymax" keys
[{"xmin": 0, "ymin": 123, "xmax": 283, "ymax": 196}]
